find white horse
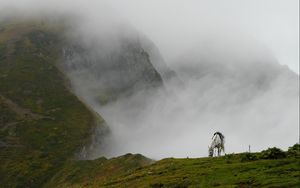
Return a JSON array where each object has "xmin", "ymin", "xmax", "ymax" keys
[{"xmin": 208, "ymin": 132, "xmax": 225, "ymax": 157}]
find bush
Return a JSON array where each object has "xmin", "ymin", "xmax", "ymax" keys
[
  {"xmin": 287, "ymin": 143, "xmax": 300, "ymax": 157},
  {"xmin": 259, "ymin": 147, "xmax": 286, "ymax": 159},
  {"xmin": 240, "ymin": 152, "xmax": 258, "ymax": 162}
]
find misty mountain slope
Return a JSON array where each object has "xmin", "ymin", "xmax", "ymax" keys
[
  {"xmin": 0, "ymin": 20, "xmax": 105, "ymax": 187},
  {"xmin": 0, "ymin": 17, "xmax": 170, "ymax": 186},
  {"xmin": 50, "ymin": 22, "xmax": 173, "ymax": 159},
  {"xmin": 159, "ymin": 43, "xmax": 299, "ymax": 156},
  {"xmin": 137, "ymin": 33, "xmax": 179, "ymax": 82},
  {"xmin": 174, "ymin": 52, "xmax": 298, "ymax": 107},
  {"xmin": 62, "ymin": 26, "xmax": 166, "ymax": 105}
]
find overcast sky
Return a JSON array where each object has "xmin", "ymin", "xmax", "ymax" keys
[
  {"xmin": 105, "ymin": 0, "xmax": 299, "ymax": 73},
  {"xmin": 1, "ymin": 0, "xmax": 298, "ymax": 72}
]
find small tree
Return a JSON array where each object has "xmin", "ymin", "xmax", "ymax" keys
[
  {"xmin": 240, "ymin": 152, "xmax": 258, "ymax": 162},
  {"xmin": 287, "ymin": 143, "xmax": 300, "ymax": 157},
  {"xmin": 260, "ymin": 147, "xmax": 286, "ymax": 159}
]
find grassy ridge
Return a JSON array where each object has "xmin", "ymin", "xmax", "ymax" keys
[
  {"xmin": 45, "ymin": 151, "xmax": 300, "ymax": 188},
  {"xmin": 0, "ymin": 21, "xmax": 102, "ymax": 187},
  {"xmin": 45, "ymin": 154, "xmax": 153, "ymax": 188}
]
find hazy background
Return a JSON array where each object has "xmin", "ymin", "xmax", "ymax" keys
[
  {"xmin": 0, "ymin": 0, "xmax": 298, "ymax": 159},
  {"xmin": 107, "ymin": 0, "xmax": 299, "ymax": 74},
  {"xmin": 0, "ymin": 0, "xmax": 299, "ymax": 73}
]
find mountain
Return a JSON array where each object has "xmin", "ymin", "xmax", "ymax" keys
[
  {"xmin": 0, "ymin": 17, "xmax": 164, "ymax": 187},
  {"xmin": 61, "ymin": 26, "xmax": 164, "ymax": 105},
  {"xmin": 0, "ymin": 17, "xmax": 299, "ymax": 188},
  {"xmin": 0, "ymin": 20, "xmax": 101, "ymax": 187}
]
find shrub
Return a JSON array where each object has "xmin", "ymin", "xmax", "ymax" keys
[
  {"xmin": 240, "ymin": 152, "xmax": 258, "ymax": 162},
  {"xmin": 287, "ymin": 143, "xmax": 300, "ymax": 157},
  {"xmin": 259, "ymin": 147, "xmax": 286, "ymax": 159}
]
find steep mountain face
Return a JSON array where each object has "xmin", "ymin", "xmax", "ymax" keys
[
  {"xmin": 0, "ymin": 18, "xmax": 163, "ymax": 187},
  {"xmin": 61, "ymin": 33, "xmax": 163, "ymax": 105},
  {"xmin": 57, "ymin": 23, "xmax": 167, "ymax": 159},
  {"xmin": 138, "ymin": 34, "xmax": 178, "ymax": 81},
  {"xmin": 0, "ymin": 20, "xmax": 101, "ymax": 187}
]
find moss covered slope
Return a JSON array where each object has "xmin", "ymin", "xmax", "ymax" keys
[{"xmin": 0, "ymin": 20, "xmax": 102, "ymax": 187}]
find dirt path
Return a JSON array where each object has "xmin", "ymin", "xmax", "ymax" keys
[{"xmin": 0, "ymin": 94, "xmax": 47, "ymax": 120}]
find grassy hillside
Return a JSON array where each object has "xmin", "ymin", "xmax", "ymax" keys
[
  {"xmin": 44, "ymin": 147, "xmax": 300, "ymax": 188},
  {"xmin": 0, "ymin": 19, "xmax": 299, "ymax": 188},
  {"xmin": 0, "ymin": 20, "xmax": 103, "ymax": 187},
  {"xmin": 45, "ymin": 154, "xmax": 153, "ymax": 188}
]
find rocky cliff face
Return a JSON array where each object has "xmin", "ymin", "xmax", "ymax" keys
[
  {"xmin": 61, "ymin": 36, "xmax": 163, "ymax": 105},
  {"xmin": 57, "ymin": 24, "xmax": 168, "ymax": 159}
]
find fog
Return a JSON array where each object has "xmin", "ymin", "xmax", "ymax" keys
[
  {"xmin": 0, "ymin": 0, "xmax": 298, "ymax": 159},
  {"xmin": 92, "ymin": 37, "xmax": 299, "ymax": 159}
]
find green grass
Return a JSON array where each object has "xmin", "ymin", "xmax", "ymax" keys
[
  {"xmin": 45, "ymin": 152, "xmax": 300, "ymax": 188},
  {"xmin": 44, "ymin": 154, "xmax": 153, "ymax": 188}
]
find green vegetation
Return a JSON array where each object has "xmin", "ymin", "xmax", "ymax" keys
[
  {"xmin": 239, "ymin": 147, "xmax": 292, "ymax": 162},
  {"xmin": 0, "ymin": 20, "xmax": 102, "ymax": 187},
  {"xmin": 287, "ymin": 143, "xmax": 300, "ymax": 157},
  {"xmin": 45, "ymin": 154, "xmax": 153, "ymax": 188},
  {"xmin": 260, "ymin": 147, "xmax": 287, "ymax": 160},
  {"xmin": 44, "ymin": 147, "xmax": 300, "ymax": 188}
]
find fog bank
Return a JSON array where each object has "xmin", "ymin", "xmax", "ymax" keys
[
  {"xmin": 91, "ymin": 38, "xmax": 299, "ymax": 159},
  {"xmin": 1, "ymin": 0, "xmax": 298, "ymax": 159}
]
